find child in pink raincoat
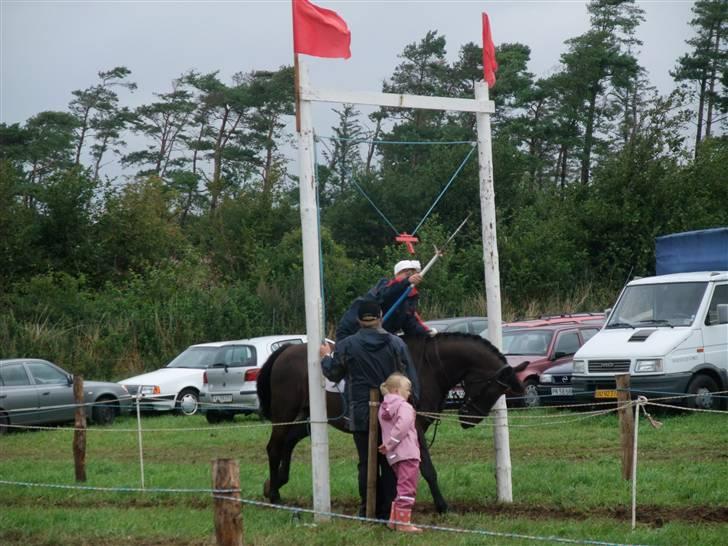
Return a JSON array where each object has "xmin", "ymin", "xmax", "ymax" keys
[{"xmin": 378, "ymin": 373, "xmax": 422, "ymax": 533}]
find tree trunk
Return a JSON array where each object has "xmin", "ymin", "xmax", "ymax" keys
[
  {"xmin": 580, "ymin": 89, "xmax": 598, "ymax": 185},
  {"xmin": 704, "ymin": 24, "xmax": 721, "ymax": 139},
  {"xmin": 695, "ymin": 75, "xmax": 707, "ymax": 157},
  {"xmin": 261, "ymin": 118, "xmax": 276, "ymax": 199},
  {"xmin": 365, "ymin": 117, "xmax": 381, "ymax": 176}
]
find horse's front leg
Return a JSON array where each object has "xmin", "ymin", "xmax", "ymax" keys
[{"xmin": 417, "ymin": 425, "xmax": 448, "ymax": 513}]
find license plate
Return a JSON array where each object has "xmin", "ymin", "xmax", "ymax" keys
[
  {"xmin": 212, "ymin": 395, "xmax": 233, "ymax": 403},
  {"xmin": 595, "ymin": 389, "xmax": 618, "ymax": 399},
  {"xmin": 447, "ymin": 388, "xmax": 465, "ymax": 400},
  {"xmin": 551, "ymin": 387, "xmax": 573, "ymax": 396}
]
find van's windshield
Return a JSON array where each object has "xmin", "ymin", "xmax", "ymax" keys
[{"xmin": 606, "ymin": 282, "xmax": 708, "ymax": 329}]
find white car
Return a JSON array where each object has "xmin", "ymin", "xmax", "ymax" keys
[{"xmin": 119, "ymin": 335, "xmax": 306, "ymax": 416}]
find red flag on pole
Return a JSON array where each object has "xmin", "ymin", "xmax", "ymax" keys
[
  {"xmin": 293, "ymin": 0, "xmax": 351, "ymax": 59},
  {"xmin": 482, "ymin": 13, "xmax": 498, "ymax": 88}
]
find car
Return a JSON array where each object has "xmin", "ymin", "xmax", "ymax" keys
[
  {"xmin": 0, "ymin": 358, "xmax": 132, "ymax": 434},
  {"xmin": 502, "ymin": 322, "xmax": 602, "ymax": 407},
  {"xmin": 505, "ymin": 313, "xmax": 605, "ymax": 328},
  {"xmin": 199, "ymin": 335, "xmax": 310, "ymax": 423},
  {"xmin": 425, "ymin": 316, "xmax": 488, "ymax": 335},
  {"xmin": 536, "ymin": 360, "xmax": 576, "ymax": 406},
  {"xmin": 120, "ymin": 335, "xmax": 307, "ymax": 416}
]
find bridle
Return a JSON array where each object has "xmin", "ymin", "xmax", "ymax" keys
[{"xmin": 459, "ymin": 365, "xmax": 512, "ymax": 418}]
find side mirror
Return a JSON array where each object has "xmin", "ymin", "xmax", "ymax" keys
[
  {"xmin": 553, "ymin": 351, "xmax": 572, "ymax": 360},
  {"xmin": 718, "ymin": 304, "xmax": 728, "ymax": 325},
  {"xmin": 604, "ymin": 308, "xmax": 612, "ymax": 320},
  {"xmin": 67, "ymin": 374, "xmax": 74, "ymax": 385}
]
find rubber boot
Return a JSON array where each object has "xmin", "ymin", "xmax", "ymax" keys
[
  {"xmin": 392, "ymin": 507, "xmax": 422, "ymax": 533},
  {"xmin": 387, "ymin": 504, "xmax": 397, "ymax": 530}
]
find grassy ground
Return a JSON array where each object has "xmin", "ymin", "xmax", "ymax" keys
[{"xmin": 1, "ymin": 406, "xmax": 727, "ymax": 545}]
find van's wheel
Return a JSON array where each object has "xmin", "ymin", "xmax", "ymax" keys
[
  {"xmin": 176, "ymin": 389, "xmax": 199, "ymax": 415},
  {"xmin": 686, "ymin": 375, "xmax": 719, "ymax": 411},
  {"xmin": 0, "ymin": 412, "xmax": 9, "ymax": 435},
  {"xmin": 523, "ymin": 379, "xmax": 541, "ymax": 408},
  {"xmin": 92, "ymin": 397, "xmax": 118, "ymax": 425}
]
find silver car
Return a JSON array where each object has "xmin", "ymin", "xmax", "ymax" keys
[
  {"xmin": 0, "ymin": 358, "xmax": 132, "ymax": 434},
  {"xmin": 199, "ymin": 335, "xmax": 307, "ymax": 423}
]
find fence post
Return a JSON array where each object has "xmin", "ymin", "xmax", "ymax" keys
[
  {"xmin": 212, "ymin": 458, "xmax": 242, "ymax": 546},
  {"xmin": 616, "ymin": 374, "xmax": 634, "ymax": 480},
  {"xmin": 366, "ymin": 388, "xmax": 380, "ymax": 519},
  {"xmin": 73, "ymin": 375, "xmax": 86, "ymax": 482}
]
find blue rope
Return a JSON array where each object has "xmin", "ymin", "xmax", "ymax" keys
[{"xmin": 411, "ymin": 144, "xmax": 476, "ymax": 236}]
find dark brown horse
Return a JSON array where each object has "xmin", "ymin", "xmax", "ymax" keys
[{"xmin": 256, "ymin": 333, "xmax": 527, "ymax": 513}]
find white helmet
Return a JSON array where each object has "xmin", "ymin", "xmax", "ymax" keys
[{"xmin": 393, "ymin": 260, "xmax": 422, "ymax": 276}]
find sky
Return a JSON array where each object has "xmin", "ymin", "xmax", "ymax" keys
[{"xmin": 1, "ymin": 0, "xmax": 697, "ymax": 147}]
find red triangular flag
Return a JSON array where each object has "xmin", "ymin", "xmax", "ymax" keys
[
  {"xmin": 292, "ymin": 0, "xmax": 351, "ymax": 59},
  {"xmin": 482, "ymin": 13, "xmax": 498, "ymax": 88}
]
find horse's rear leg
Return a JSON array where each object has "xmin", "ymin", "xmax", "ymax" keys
[
  {"xmin": 418, "ymin": 427, "xmax": 448, "ymax": 513},
  {"xmin": 277, "ymin": 423, "xmax": 310, "ymax": 489},
  {"xmin": 265, "ymin": 424, "xmax": 290, "ymax": 504}
]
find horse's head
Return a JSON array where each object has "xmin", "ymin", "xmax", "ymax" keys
[{"xmin": 457, "ymin": 361, "xmax": 528, "ymax": 429}]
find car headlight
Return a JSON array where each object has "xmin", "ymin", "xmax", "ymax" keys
[
  {"xmin": 573, "ymin": 360, "xmax": 586, "ymax": 374},
  {"xmin": 541, "ymin": 374, "xmax": 553, "ymax": 384},
  {"xmin": 635, "ymin": 359, "xmax": 662, "ymax": 373},
  {"xmin": 140, "ymin": 385, "xmax": 161, "ymax": 395}
]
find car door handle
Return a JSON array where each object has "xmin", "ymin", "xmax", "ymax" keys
[
  {"xmin": 42, "ymin": 391, "xmax": 51, "ymax": 396},
  {"xmin": 0, "ymin": 394, "xmax": 6, "ymax": 399}
]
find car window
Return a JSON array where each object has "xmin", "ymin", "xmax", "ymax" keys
[
  {"xmin": 470, "ymin": 320, "xmax": 487, "ymax": 333},
  {"xmin": 219, "ymin": 346, "xmax": 256, "ymax": 368},
  {"xmin": 502, "ymin": 330, "xmax": 552, "ymax": 355},
  {"xmin": 0, "ymin": 363, "xmax": 31, "ymax": 386},
  {"xmin": 554, "ymin": 332, "xmax": 580, "ymax": 357},
  {"xmin": 167, "ymin": 347, "xmax": 221, "ymax": 369},
  {"xmin": 581, "ymin": 328, "xmax": 599, "ymax": 342},
  {"xmin": 26, "ymin": 361, "xmax": 68, "ymax": 385},
  {"xmin": 270, "ymin": 339, "xmax": 303, "ymax": 352},
  {"xmin": 705, "ymin": 284, "xmax": 728, "ymax": 326},
  {"xmin": 450, "ymin": 322, "xmax": 469, "ymax": 333}
]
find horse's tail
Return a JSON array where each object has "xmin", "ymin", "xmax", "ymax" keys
[{"xmin": 257, "ymin": 345, "xmax": 290, "ymax": 421}]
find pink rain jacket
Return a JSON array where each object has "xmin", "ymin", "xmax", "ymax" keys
[{"xmin": 378, "ymin": 393, "xmax": 420, "ymax": 465}]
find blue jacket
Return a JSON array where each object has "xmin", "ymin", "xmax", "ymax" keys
[
  {"xmin": 335, "ymin": 277, "xmax": 430, "ymax": 343},
  {"xmin": 321, "ymin": 327, "xmax": 420, "ymax": 432}
]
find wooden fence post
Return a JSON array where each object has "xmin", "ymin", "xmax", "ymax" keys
[
  {"xmin": 616, "ymin": 374, "xmax": 634, "ymax": 480},
  {"xmin": 366, "ymin": 388, "xmax": 380, "ymax": 519},
  {"xmin": 73, "ymin": 375, "xmax": 86, "ymax": 482},
  {"xmin": 212, "ymin": 459, "xmax": 242, "ymax": 546}
]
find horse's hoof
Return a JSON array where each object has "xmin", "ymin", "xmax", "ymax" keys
[
  {"xmin": 263, "ymin": 479, "xmax": 271, "ymax": 499},
  {"xmin": 436, "ymin": 501, "xmax": 449, "ymax": 514}
]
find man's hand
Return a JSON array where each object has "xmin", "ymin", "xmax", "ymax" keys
[
  {"xmin": 319, "ymin": 343, "xmax": 332, "ymax": 359},
  {"xmin": 409, "ymin": 273, "xmax": 423, "ymax": 286},
  {"xmin": 378, "ymin": 443, "xmax": 387, "ymax": 454}
]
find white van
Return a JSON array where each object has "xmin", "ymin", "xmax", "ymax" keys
[{"xmin": 572, "ymin": 229, "xmax": 728, "ymax": 410}]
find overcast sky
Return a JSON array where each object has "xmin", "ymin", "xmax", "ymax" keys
[{"xmin": 2, "ymin": 0, "xmax": 696, "ymax": 134}]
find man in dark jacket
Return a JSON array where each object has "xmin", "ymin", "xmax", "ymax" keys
[
  {"xmin": 319, "ymin": 300, "xmax": 420, "ymax": 519},
  {"xmin": 335, "ymin": 260, "xmax": 433, "ymax": 343}
]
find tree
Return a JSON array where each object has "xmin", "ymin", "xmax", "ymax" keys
[
  {"xmin": 68, "ymin": 67, "xmax": 136, "ymax": 174},
  {"xmin": 671, "ymin": 0, "xmax": 728, "ymax": 153}
]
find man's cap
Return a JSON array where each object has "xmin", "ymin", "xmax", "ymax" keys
[
  {"xmin": 358, "ymin": 299, "xmax": 382, "ymax": 321},
  {"xmin": 393, "ymin": 260, "xmax": 422, "ymax": 276}
]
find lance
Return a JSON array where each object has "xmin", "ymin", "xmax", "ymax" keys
[{"xmin": 382, "ymin": 213, "xmax": 471, "ymax": 325}]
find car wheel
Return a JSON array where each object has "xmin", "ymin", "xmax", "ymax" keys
[
  {"xmin": 0, "ymin": 412, "xmax": 9, "ymax": 435},
  {"xmin": 176, "ymin": 389, "xmax": 199, "ymax": 416},
  {"xmin": 523, "ymin": 379, "xmax": 541, "ymax": 408},
  {"xmin": 206, "ymin": 410, "xmax": 223, "ymax": 424},
  {"xmin": 92, "ymin": 397, "xmax": 118, "ymax": 425},
  {"xmin": 686, "ymin": 375, "xmax": 720, "ymax": 411}
]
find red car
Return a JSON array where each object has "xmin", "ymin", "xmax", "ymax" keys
[{"xmin": 502, "ymin": 316, "xmax": 604, "ymax": 407}]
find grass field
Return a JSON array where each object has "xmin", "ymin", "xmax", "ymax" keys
[{"xmin": 1, "ymin": 405, "xmax": 727, "ymax": 545}]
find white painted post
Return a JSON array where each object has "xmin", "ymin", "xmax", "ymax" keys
[
  {"xmin": 135, "ymin": 394, "xmax": 145, "ymax": 489},
  {"xmin": 475, "ymin": 81, "xmax": 512, "ymax": 503},
  {"xmin": 296, "ymin": 59, "xmax": 332, "ymax": 523}
]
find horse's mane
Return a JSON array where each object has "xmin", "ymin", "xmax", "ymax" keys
[
  {"xmin": 416, "ymin": 332, "xmax": 507, "ymax": 365},
  {"xmin": 256, "ymin": 344, "xmax": 291, "ymax": 420}
]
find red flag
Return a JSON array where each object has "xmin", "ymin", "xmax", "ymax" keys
[
  {"xmin": 482, "ymin": 13, "xmax": 498, "ymax": 88},
  {"xmin": 293, "ymin": 0, "xmax": 351, "ymax": 59}
]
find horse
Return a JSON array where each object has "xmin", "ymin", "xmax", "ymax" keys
[{"xmin": 256, "ymin": 332, "xmax": 528, "ymax": 514}]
